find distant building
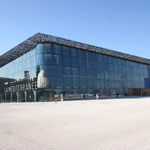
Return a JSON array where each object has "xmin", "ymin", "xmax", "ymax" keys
[{"xmin": 0, "ymin": 33, "xmax": 150, "ymax": 102}]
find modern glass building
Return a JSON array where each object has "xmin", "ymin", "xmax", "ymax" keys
[{"xmin": 0, "ymin": 33, "xmax": 150, "ymax": 102}]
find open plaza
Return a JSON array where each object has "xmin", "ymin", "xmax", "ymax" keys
[{"xmin": 1, "ymin": 97, "xmax": 150, "ymax": 150}]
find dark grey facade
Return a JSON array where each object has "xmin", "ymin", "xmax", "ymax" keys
[{"xmin": 0, "ymin": 33, "xmax": 150, "ymax": 102}]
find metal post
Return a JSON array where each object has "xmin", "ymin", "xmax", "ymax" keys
[
  {"xmin": 33, "ymin": 90, "xmax": 37, "ymax": 102},
  {"xmin": 5, "ymin": 93, "xmax": 7, "ymax": 102},
  {"xmin": 16, "ymin": 92, "xmax": 19, "ymax": 102},
  {"xmin": 10, "ymin": 93, "xmax": 13, "ymax": 102},
  {"xmin": 24, "ymin": 91, "xmax": 27, "ymax": 102},
  {"xmin": 61, "ymin": 94, "xmax": 63, "ymax": 101}
]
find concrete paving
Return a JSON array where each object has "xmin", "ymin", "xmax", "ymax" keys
[{"xmin": 0, "ymin": 97, "xmax": 150, "ymax": 150}]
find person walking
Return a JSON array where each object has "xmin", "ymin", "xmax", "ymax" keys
[
  {"xmin": 54, "ymin": 94, "xmax": 58, "ymax": 103},
  {"xmin": 83, "ymin": 94, "xmax": 85, "ymax": 99},
  {"xmin": 116, "ymin": 93, "xmax": 119, "ymax": 98},
  {"xmin": 96, "ymin": 93, "xmax": 99, "ymax": 100}
]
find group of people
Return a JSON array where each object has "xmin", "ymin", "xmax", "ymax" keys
[
  {"xmin": 83, "ymin": 93, "xmax": 100, "ymax": 99},
  {"xmin": 83, "ymin": 93, "xmax": 101, "ymax": 100},
  {"xmin": 54, "ymin": 92, "xmax": 121, "ymax": 103}
]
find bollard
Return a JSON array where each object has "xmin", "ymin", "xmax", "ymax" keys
[{"xmin": 61, "ymin": 94, "xmax": 63, "ymax": 102}]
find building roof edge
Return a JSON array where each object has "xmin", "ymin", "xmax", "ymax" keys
[{"xmin": 0, "ymin": 33, "xmax": 150, "ymax": 67}]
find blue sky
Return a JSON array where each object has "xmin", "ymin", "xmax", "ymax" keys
[{"xmin": 0, "ymin": 0, "xmax": 150, "ymax": 59}]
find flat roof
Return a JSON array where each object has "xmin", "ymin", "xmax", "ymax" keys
[{"xmin": 0, "ymin": 33, "xmax": 150, "ymax": 67}]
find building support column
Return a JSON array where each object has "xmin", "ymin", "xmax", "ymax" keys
[
  {"xmin": 16, "ymin": 92, "xmax": 19, "ymax": 102},
  {"xmin": 10, "ymin": 93, "xmax": 13, "ymax": 102},
  {"xmin": 33, "ymin": 90, "xmax": 37, "ymax": 102},
  {"xmin": 5, "ymin": 93, "xmax": 7, "ymax": 102},
  {"xmin": 24, "ymin": 91, "xmax": 27, "ymax": 102}
]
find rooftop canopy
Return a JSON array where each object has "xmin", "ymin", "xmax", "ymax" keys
[{"xmin": 0, "ymin": 33, "xmax": 150, "ymax": 67}]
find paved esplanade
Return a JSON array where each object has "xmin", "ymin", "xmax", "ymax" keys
[{"xmin": 0, "ymin": 97, "xmax": 150, "ymax": 150}]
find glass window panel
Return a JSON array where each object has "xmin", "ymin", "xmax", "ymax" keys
[
  {"xmin": 72, "ymin": 78, "xmax": 79, "ymax": 88},
  {"xmin": 114, "ymin": 64, "xmax": 119, "ymax": 72},
  {"xmin": 73, "ymin": 89, "xmax": 80, "ymax": 94},
  {"xmin": 43, "ymin": 43, "xmax": 53, "ymax": 54},
  {"xmin": 64, "ymin": 77, "xmax": 72, "ymax": 88},
  {"xmin": 36, "ymin": 44, "xmax": 43, "ymax": 54},
  {"xmin": 44, "ymin": 54, "xmax": 54, "ymax": 65},
  {"xmin": 71, "ymin": 48, "xmax": 78, "ymax": 57},
  {"xmin": 36, "ymin": 54, "xmax": 44, "ymax": 65},
  {"xmin": 54, "ymin": 55, "xmax": 63, "ymax": 65},
  {"xmin": 109, "ymin": 56, "xmax": 113, "ymax": 64},
  {"xmin": 62, "ymin": 46, "xmax": 70, "ymax": 55},
  {"xmin": 63, "ymin": 56, "xmax": 71, "ymax": 67},
  {"xmin": 26, "ymin": 59, "xmax": 30, "ymax": 69},
  {"xmin": 65, "ymin": 89, "xmax": 73, "ymax": 94},
  {"xmin": 55, "ymin": 77, "xmax": 63, "ymax": 88},
  {"xmin": 55, "ymin": 66, "xmax": 63, "ymax": 77},
  {"xmin": 87, "ymin": 60, "xmax": 93, "ymax": 69},
  {"xmin": 39, "ymin": 64, "xmax": 45, "ymax": 70},
  {"xmin": 103, "ymin": 63, "xmax": 109, "ymax": 71},
  {"xmin": 79, "ymin": 59, "xmax": 86, "ymax": 68},
  {"xmin": 98, "ymin": 54, "xmax": 103, "ymax": 61},
  {"xmin": 53, "ymin": 44, "xmax": 62, "ymax": 54},
  {"xmin": 80, "ymin": 78, "xmax": 86, "ymax": 88},
  {"xmin": 48, "ymin": 77, "xmax": 55, "ymax": 88},
  {"xmin": 103, "ymin": 55, "xmax": 109, "ymax": 63},
  {"xmin": 87, "ymin": 79, "xmax": 94, "ymax": 88},
  {"xmin": 87, "ymin": 69, "xmax": 94, "ymax": 78},
  {"xmin": 22, "ymin": 53, "xmax": 26, "ymax": 61},
  {"xmin": 93, "ymin": 61, "xmax": 98, "ymax": 69},
  {"xmin": 98, "ymin": 62, "xmax": 104, "ymax": 71},
  {"xmin": 72, "ymin": 57, "xmax": 79, "ymax": 68},
  {"xmin": 78, "ymin": 50, "xmax": 86, "ymax": 59},
  {"xmin": 97, "ymin": 72, "xmax": 105, "ymax": 80},
  {"xmin": 80, "ymin": 88, "xmax": 87, "ymax": 94},
  {"xmin": 93, "ymin": 53, "xmax": 98, "ymax": 60},
  {"xmin": 45, "ymin": 65, "xmax": 55, "ymax": 77},
  {"xmin": 30, "ymin": 56, "xmax": 35, "ymax": 68},
  {"xmin": 86, "ymin": 52, "xmax": 93, "ymax": 60},
  {"xmin": 64, "ymin": 67, "xmax": 72, "ymax": 76},
  {"xmin": 87, "ymin": 89, "xmax": 93, "ymax": 94},
  {"xmin": 72, "ymin": 68, "xmax": 79, "ymax": 77},
  {"xmin": 109, "ymin": 64, "xmax": 114, "ymax": 72},
  {"xmin": 113, "ymin": 58, "xmax": 118, "ymax": 64},
  {"xmin": 80, "ymin": 69, "xmax": 87, "ymax": 77}
]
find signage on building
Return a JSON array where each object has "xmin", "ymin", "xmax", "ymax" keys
[{"xmin": 4, "ymin": 80, "xmax": 37, "ymax": 93}]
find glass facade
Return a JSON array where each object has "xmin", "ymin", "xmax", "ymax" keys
[
  {"xmin": 0, "ymin": 42, "xmax": 150, "ymax": 102},
  {"xmin": 0, "ymin": 49, "xmax": 36, "ymax": 80}
]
